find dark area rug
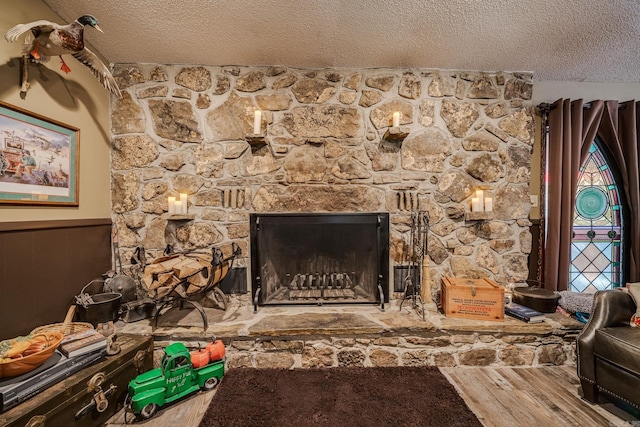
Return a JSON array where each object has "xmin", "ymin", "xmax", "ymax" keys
[{"xmin": 199, "ymin": 366, "xmax": 482, "ymax": 427}]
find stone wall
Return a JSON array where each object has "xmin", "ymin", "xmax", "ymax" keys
[
  {"xmin": 221, "ymin": 333, "xmax": 574, "ymax": 369},
  {"xmin": 110, "ymin": 65, "xmax": 534, "ymax": 297}
]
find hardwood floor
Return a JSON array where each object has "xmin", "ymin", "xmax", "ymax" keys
[
  {"xmin": 106, "ymin": 390, "xmax": 215, "ymax": 426},
  {"xmin": 107, "ymin": 365, "xmax": 639, "ymax": 426},
  {"xmin": 442, "ymin": 365, "xmax": 639, "ymax": 427}
]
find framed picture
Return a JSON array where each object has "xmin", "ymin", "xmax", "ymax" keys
[{"xmin": 0, "ymin": 101, "xmax": 79, "ymax": 206}]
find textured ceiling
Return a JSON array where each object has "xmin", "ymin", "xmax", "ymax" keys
[{"xmin": 41, "ymin": 0, "xmax": 640, "ymax": 82}]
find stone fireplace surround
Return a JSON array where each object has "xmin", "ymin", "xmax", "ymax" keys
[
  {"xmin": 111, "ymin": 64, "xmax": 535, "ymax": 304},
  {"xmin": 110, "ymin": 64, "xmax": 549, "ymax": 367}
]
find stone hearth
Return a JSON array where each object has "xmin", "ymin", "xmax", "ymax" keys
[{"xmin": 118, "ymin": 298, "xmax": 582, "ymax": 369}]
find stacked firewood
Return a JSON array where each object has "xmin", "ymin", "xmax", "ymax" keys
[{"xmin": 142, "ymin": 252, "xmax": 213, "ymax": 299}]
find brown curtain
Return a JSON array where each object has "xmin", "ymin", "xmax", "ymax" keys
[
  {"xmin": 544, "ymin": 99, "xmax": 603, "ymax": 291},
  {"xmin": 544, "ymin": 99, "xmax": 640, "ymax": 291},
  {"xmin": 597, "ymin": 101, "xmax": 640, "ymax": 283}
]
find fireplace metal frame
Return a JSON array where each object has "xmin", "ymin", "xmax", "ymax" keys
[{"xmin": 250, "ymin": 212, "xmax": 390, "ymax": 312}]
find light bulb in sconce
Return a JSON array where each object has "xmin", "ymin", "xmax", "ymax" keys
[
  {"xmin": 392, "ymin": 111, "xmax": 401, "ymax": 128},
  {"xmin": 253, "ymin": 110, "xmax": 262, "ymax": 135}
]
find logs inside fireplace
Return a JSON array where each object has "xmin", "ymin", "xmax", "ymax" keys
[{"xmin": 250, "ymin": 213, "xmax": 389, "ymax": 311}]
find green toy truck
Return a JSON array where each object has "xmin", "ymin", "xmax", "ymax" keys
[{"xmin": 125, "ymin": 340, "xmax": 225, "ymax": 420}]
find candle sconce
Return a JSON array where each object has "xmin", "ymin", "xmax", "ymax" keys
[
  {"xmin": 383, "ymin": 126, "xmax": 410, "ymax": 143},
  {"xmin": 165, "ymin": 213, "xmax": 196, "ymax": 221},
  {"xmin": 245, "ymin": 109, "xmax": 269, "ymax": 151},
  {"xmin": 465, "ymin": 189, "xmax": 494, "ymax": 221},
  {"xmin": 245, "ymin": 133, "xmax": 268, "ymax": 151},
  {"xmin": 383, "ymin": 111, "xmax": 409, "ymax": 143},
  {"xmin": 465, "ymin": 211, "xmax": 494, "ymax": 221},
  {"xmin": 167, "ymin": 193, "xmax": 190, "ymax": 215}
]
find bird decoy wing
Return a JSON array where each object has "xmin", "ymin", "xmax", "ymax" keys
[
  {"xmin": 5, "ymin": 20, "xmax": 61, "ymax": 42},
  {"xmin": 72, "ymin": 47, "xmax": 122, "ymax": 98}
]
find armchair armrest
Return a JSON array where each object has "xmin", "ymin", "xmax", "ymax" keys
[{"xmin": 577, "ymin": 290, "xmax": 636, "ymax": 382}]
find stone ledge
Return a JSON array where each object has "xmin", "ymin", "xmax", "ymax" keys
[
  {"xmin": 464, "ymin": 211, "xmax": 494, "ymax": 221},
  {"xmin": 119, "ymin": 298, "xmax": 583, "ymax": 369},
  {"xmin": 247, "ymin": 312, "xmax": 386, "ymax": 337},
  {"xmin": 120, "ymin": 298, "xmax": 582, "ymax": 340}
]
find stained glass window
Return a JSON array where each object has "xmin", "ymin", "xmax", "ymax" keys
[{"xmin": 570, "ymin": 142, "xmax": 622, "ymax": 293}]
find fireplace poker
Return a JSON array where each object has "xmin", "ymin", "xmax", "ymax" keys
[{"xmin": 399, "ymin": 210, "xmax": 428, "ymax": 320}]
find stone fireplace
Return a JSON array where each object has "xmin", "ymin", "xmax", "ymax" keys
[
  {"xmin": 105, "ymin": 64, "xmax": 576, "ymax": 373},
  {"xmin": 110, "ymin": 65, "xmax": 535, "ymax": 301},
  {"xmin": 249, "ymin": 212, "xmax": 389, "ymax": 309}
]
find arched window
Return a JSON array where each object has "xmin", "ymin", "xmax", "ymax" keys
[{"xmin": 570, "ymin": 140, "xmax": 622, "ymax": 293}]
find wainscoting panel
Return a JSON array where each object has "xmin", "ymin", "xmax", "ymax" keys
[{"xmin": 0, "ymin": 219, "xmax": 112, "ymax": 338}]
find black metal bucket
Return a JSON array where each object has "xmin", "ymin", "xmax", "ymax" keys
[{"xmin": 75, "ymin": 279, "xmax": 122, "ymax": 326}]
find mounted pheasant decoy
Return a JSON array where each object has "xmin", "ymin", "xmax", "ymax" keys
[{"xmin": 5, "ymin": 15, "xmax": 121, "ymax": 97}]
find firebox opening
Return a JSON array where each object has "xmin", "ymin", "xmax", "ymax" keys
[{"xmin": 250, "ymin": 213, "xmax": 389, "ymax": 307}]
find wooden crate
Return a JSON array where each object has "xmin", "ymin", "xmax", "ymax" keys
[{"xmin": 440, "ymin": 277, "xmax": 504, "ymax": 321}]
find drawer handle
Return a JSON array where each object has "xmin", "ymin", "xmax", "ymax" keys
[
  {"xmin": 87, "ymin": 372, "xmax": 105, "ymax": 391},
  {"xmin": 75, "ymin": 372, "xmax": 117, "ymax": 419}
]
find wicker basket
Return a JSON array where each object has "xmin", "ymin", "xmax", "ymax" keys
[{"xmin": 31, "ymin": 322, "xmax": 93, "ymax": 336}]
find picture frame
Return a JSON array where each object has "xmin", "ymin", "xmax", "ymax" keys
[{"xmin": 0, "ymin": 100, "xmax": 79, "ymax": 206}]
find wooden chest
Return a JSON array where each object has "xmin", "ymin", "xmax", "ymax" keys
[
  {"xmin": 440, "ymin": 277, "xmax": 504, "ymax": 321},
  {"xmin": 0, "ymin": 334, "xmax": 153, "ymax": 427}
]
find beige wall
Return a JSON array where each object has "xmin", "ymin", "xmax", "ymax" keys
[{"xmin": 0, "ymin": 0, "xmax": 111, "ymax": 221}]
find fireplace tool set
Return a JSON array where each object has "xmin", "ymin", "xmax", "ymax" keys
[{"xmin": 399, "ymin": 210, "xmax": 429, "ymax": 320}]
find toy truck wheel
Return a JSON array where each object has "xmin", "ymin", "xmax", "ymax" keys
[
  {"xmin": 124, "ymin": 394, "xmax": 133, "ymax": 413},
  {"xmin": 203, "ymin": 376, "xmax": 219, "ymax": 390},
  {"xmin": 138, "ymin": 403, "xmax": 158, "ymax": 420}
]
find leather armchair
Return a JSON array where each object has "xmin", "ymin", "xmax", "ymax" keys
[{"xmin": 577, "ymin": 290, "xmax": 640, "ymax": 410}]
